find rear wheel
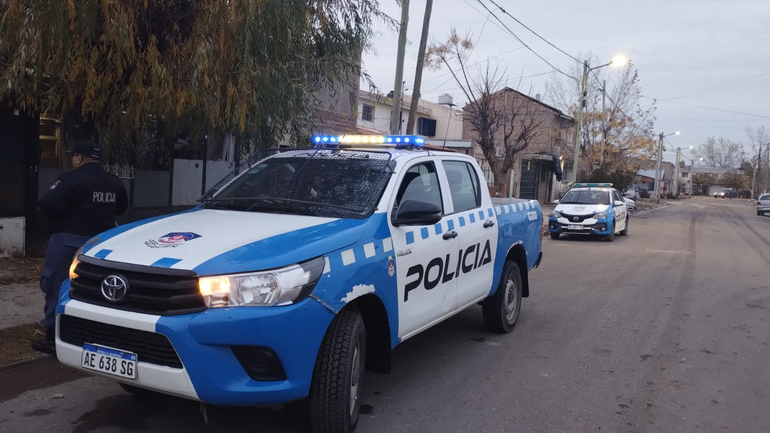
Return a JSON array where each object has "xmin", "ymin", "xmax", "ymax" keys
[
  {"xmin": 550, "ymin": 232, "xmax": 560, "ymax": 240},
  {"xmin": 309, "ymin": 310, "xmax": 366, "ymax": 433},
  {"xmin": 482, "ymin": 261, "xmax": 523, "ymax": 333}
]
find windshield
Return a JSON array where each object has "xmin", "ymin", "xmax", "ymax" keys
[
  {"xmin": 201, "ymin": 149, "xmax": 393, "ymax": 219},
  {"xmin": 561, "ymin": 190, "xmax": 610, "ymax": 205}
]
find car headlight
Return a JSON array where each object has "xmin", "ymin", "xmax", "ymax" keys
[
  {"xmin": 594, "ymin": 211, "xmax": 607, "ymax": 219},
  {"xmin": 69, "ymin": 245, "xmax": 85, "ymax": 281},
  {"xmin": 198, "ymin": 256, "xmax": 325, "ymax": 308},
  {"xmin": 551, "ymin": 210, "xmax": 563, "ymax": 218}
]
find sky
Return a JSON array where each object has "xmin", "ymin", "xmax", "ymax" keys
[{"xmin": 360, "ymin": 0, "xmax": 770, "ymax": 163}]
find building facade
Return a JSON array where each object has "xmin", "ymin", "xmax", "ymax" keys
[{"xmin": 462, "ymin": 88, "xmax": 574, "ymax": 202}]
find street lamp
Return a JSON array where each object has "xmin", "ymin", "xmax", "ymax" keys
[
  {"xmin": 673, "ymin": 145, "xmax": 694, "ymax": 198},
  {"xmin": 654, "ymin": 131, "xmax": 680, "ymax": 203},
  {"xmin": 571, "ymin": 55, "xmax": 627, "ymax": 183}
]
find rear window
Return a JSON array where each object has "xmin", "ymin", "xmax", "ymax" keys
[
  {"xmin": 560, "ymin": 190, "xmax": 610, "ymax": 205},
  {"xmin": 760, "ymin": 195, "xmax": 770, "ymax": 201}
]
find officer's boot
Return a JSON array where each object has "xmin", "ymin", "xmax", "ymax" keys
[{"xmin": 31, "ymin": 327, "xmax": 56, "ymax": 356}]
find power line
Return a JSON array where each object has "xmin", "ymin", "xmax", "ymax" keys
[
  {"xmin": 472, "ymin": 0, "xmax": 578, "ymax": 81},
  {"xmin": 642, "ymin": 96, "xmax": 770, "ymax": 119},
  {"xmin": 419, "ymin": 46, "xmax": 526, "ymax": 85},
  {"xmin": 486, "ymin": 0, "xmax": 581, "ymax": 64},
  {"xmin": 667, "ymin": 70, "xmax": 770, "ymax": 101},
  {"xmin": 421, "ymin": 71, "xmax": 553, "ymax": 96}
]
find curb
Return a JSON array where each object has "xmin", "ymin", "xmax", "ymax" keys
[{"xmin": 0, "ymin": 353, "xmax": 52, "ymax": 372}]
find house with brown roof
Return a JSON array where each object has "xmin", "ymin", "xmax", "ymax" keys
[{"xmin": 462, "ymin": 88, "xmax": 574, "ymax": 203}]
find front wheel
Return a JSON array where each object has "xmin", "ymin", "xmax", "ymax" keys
[
  {"xmin": 604, "ymin": 222, "xmax": 615, "ymax": 242},
  {"xmin": 482, "ymin": 261, "xmax": 523, "ymax": 333},
  {"xmin": 619, "ymin": 217, "xmax": 629, "ymax": 236},
  {"xmin": 309, "ymin": 310, "xmax": 366, "ymax": 433},
  {"xmin": 550, "ymin": 232, "xmax": 560, "ymax": 240}
]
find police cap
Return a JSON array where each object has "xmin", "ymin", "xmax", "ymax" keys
[{"xmin": 67, "ymin": 141, "xmax": 101, "ymax": 160}]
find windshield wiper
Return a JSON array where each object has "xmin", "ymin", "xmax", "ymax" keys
[{"xmin": 200, "ymin": 196, "xmax": 365, "ymax": 213}]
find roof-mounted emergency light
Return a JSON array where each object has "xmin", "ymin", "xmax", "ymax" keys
[
  {"xmin": 312, "ymin": 135, "xmax": 426, "ymax": 149},
  {"xmin": 573, "ymin": 183, "xmax": 613, "ymax": 187}
]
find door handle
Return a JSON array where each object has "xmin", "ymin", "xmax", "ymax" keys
[
  {"xmin": 483, "ymin": 220, "xmax": 495, "ymax": 228},
  {"xmin": 442, "ymin": 230, "xmax": 458, "ymax": 240}
]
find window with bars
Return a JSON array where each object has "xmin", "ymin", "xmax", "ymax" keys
[{"xmin": 362, "ymin": 104, "xmax": 374, "ymax": 122}]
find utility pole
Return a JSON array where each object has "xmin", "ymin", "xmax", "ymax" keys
[
  {"xmin": 654, "ymin": 132, "xmax": 664, "ymax": 203},
  {"xmin": 753, "ymin": 144, "xmax": 761, "ymax": 199},
  {"xmin": 600, "ymin": 79, "xmax": 606, "ymax": 166},
  {"xmin": 406, "ymin": 0, "xmax": 433, "ymax": 135},
  {"xmin": 673, "ymin": 147, "xmax": 682, "ymax": 198},
  {"xmin": 390, "ymin": 0, "xmax": 410, "ymax": 135},
  {"xmin": 688, "ymin": 159, "xmax": 694, "ymax": 199},
  {"xmin": 571, "ymin": 60, "xmax": 589, "ymax": 182}
]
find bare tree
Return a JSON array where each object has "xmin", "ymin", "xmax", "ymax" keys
[
  {"xmin": 695, "ymin": 137, "xmax": 744, "ymax": 169},
  {"xmin": 545, "ymin": 53, "xmax": 657, "ymax": 174},
  {"xmin": 425, "ymin": 28, "xmax": 541, "ymax": 190},
  {"xmin": 746, "ymin": 126, "xmax": 770, "ymax": 197}
]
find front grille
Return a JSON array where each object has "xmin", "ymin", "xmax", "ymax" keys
[
  {"xmin": 70, "ymin": 257, "xmax": 206, "ymax": 316},
  {"xmin": 560, "ymin": 213, "xmax": 593, "ymax": 223},
  {"xmin": 60, "ymin": 315, "xmax": 183, "ymax": 368}
]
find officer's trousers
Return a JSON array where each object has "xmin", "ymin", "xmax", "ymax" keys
[{"xmin": 40, "ymin": 232, "xmax": 91, "ymax": 330}]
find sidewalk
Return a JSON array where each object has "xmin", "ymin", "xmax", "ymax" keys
[{"xmin": 0, "ymin": 257, "xmax": 49, "ymax": 368}]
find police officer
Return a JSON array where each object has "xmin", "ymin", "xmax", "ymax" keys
[{"xmin": 32, "ymin": 141, "xmax": 128, "ymax": 354}]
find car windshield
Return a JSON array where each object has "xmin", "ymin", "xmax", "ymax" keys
[
  {"xmin": 561, "ymin": 190, "xmax": 610, "ymax": 205},
  {"xmin": 201, "ymin": 149, "xmax": 393, "ymax": 219}
]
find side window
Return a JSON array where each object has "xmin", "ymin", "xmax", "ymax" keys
[
  {"xmin": 613, "ymin": 191, "xmax": 623, "ymax": 203},
  {"xmin": 395, "ymin": 162, "xmax": 443, "ymax": 212},
  {"xmin": 443, "ymin": 161, "xmax": 481, "ymax": 213}
]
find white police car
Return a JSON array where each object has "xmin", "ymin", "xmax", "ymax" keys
[
  {"xmin": 56, "ymin": 135, "xmax": 543, "ymax": 432},
  {"xmin": 548, "ymin": 183, "xmax": 629, "ymax": 241}
]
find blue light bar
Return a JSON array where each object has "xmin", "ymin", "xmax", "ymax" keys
[
  {"xmin": 574, "ymin": 182, "xmax": 613, "ymax": 187},
  {"xmin": 311, "ymin": 135, "xmax": 426, "ymax": 149}
]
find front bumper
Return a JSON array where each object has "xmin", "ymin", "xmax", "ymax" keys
[
  {"xmin": 548, "ymin": 217, "xmax": 612, "ymax": 235},
  {"xmin": 55, "ymin": 280, "xmax": 335, "ymax": 406}
]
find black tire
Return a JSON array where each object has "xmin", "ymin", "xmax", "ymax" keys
[
  {"xmin": 482, "ymin": 261, "xmax": 523, "ymax": 333},
  {"xmin": 604, "ymin": 222, "xmax": 615, "ymax": 242},
  {"xmin": 550, "ymin": 232, "xmax": 560, "ymax": 240},
  {"xmin": 619, "ymin": 217, "xmax": 629, "ymax": 236},
  {"xmin": 759, "ymin": 211, "xmax": 762, "ymax": 216},
  {"xmin": 309, "ymin": 310, "xmax": 366, "ymax": 433}
]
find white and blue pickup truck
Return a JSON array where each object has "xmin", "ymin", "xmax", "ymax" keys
[{"xmin": 55, "ymin": 135, "xmax": 543, "ymax": 432}]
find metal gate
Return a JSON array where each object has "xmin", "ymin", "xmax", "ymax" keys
[{"xmin": 520, "ymin": 160, "xmax": 539, "ymax": 199}]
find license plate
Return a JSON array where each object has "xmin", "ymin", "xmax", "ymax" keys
[
  {"xmin": 81, "ymin": 344, "xmax": 137, "ymax": 379},
  {"xmin": 567, "ymin": 224, "xmax": 584, "ymax": 230}
]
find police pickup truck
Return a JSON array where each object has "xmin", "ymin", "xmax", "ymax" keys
[{"xmin": 56, "ymin": 135, "xmax": 543, "ymax": 432}]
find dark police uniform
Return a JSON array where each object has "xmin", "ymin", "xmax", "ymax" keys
[{"xmin": 36, "ymin": 142, "xmax": 128, "ymax": 350}]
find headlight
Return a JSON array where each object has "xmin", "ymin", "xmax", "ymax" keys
[
  {"xmin": 551, "ymin": 210, "xmax": 563, "ymax": 218},
  {"xmin": 69, "ymin": 245, "xmax": 84, "ymax": 281},
  {"xmin": 198, "ymin": 256, "xmax": 325, "ymax": 308},
  {"xmin": 594, "ymin": 211, "xmax": 607, "ymax": 219}
]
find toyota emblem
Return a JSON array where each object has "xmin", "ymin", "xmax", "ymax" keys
[
  {"xmin": 573, "ymin": 217, "xmax": 579, "ymax": 222},
  {"xmin": 101, "ymin": 275, "xmax": 129, "ymax": 302}
]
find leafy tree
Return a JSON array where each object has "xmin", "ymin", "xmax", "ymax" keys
[
  {"xmin": 695, "ymin": 137, "xmax": 744, "ymax": 169},
  {"xmin": 425, "ymin": 28, "xmax": 542, "ymax": 190},
  {"xmin": 692, "ymin": 172, "xmax": 715, "ymax": 195},
  {"xmin": 721, "ymin": 171, "xmax": 748, "ymax": 192},
  {"xmin": 546, "ymin": 53, "xmax": 657, "ymax": 174},
  {"xmin": 577, "ymin": 165, "xmax": 636, "ymax": 192},
  {"xmin": 0, "ymin": 0, "xmax": 386, "ymax": 150}
]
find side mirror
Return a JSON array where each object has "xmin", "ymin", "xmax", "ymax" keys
[
  {"xmin": 392, "ymin": 200, "xmax": 442, "ymax": 226},
  {"xmin": 614, "ymin": 200, "xmax": 625, "ymax": 207},
  {"xmin": 552, "ymin": 199, "xmax": 560, "ymax": 204}
]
